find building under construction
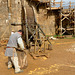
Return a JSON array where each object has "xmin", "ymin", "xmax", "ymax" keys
[
  {"xmin": 0, "ymin": 0, "xmax": 75, "ymax": 74},
  {"xmin": 0, "ymin": 0, "xmax": 75, "ymax": 40}
]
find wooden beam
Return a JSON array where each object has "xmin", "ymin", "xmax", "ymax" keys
[
  {"xmin": 69, "ymin": 1, "xmax": 71, "ymax": 12},
  {"xmin": 11, "ymin": 23, "xmax": 22, "ymax": 26},
  {"xmin": 62, "ymin": 14, "xmax": 70, "ymax": 17},
  {"xmin": 60, "ymin": 0, "xmax": 63, "ymax": 7},
  {"xmin": 67, "ymin": 28, "xmax": 75, "ymax": 30},
  {"xmin": 31, "ymin": 0, "xmax": 50, "ymax": 3},
  {"xmin": 46, "ymin": 7, "xmax": 62, "ymax": 10},
  {"xmin": 61, "ymin": 16, "xmax": 70, "ymax": 21},
  {"xmin": 52, "ymin": 2, "xmax": 63, "ymax": 4}
]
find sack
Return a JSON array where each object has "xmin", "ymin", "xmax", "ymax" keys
[{"xmin": 17, "ymin": 49, "xmax": 28, "ymax": 69}]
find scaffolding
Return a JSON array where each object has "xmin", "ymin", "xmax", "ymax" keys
[
  {"xmin": 59, "ymin": 2, "xmax": 75, "ymax": 36},
  {"xmin": 45, "ymin": 0, "xmax": 75, "ymax": 36}
]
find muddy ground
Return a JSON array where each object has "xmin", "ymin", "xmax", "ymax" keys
[{"xmin": 0, "ymin": 39, "xmax": 75, "ymax": 75}]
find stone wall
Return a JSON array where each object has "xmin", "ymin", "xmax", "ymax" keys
[
  {"xmin": 9, "ymin": 0, "xmax": 21, "ymax": 32},
  {"xmin": 0, "ymin": 0, "xmax": 9, "ymax": 39},
  {"xmin": 0, "ymin": 0, "xmax": 60, "ymax": 39},
  {"xmin": 37, "ymin": 9, "xmax": 56, "ymax": 35},
  {"xmin": 32, "ymin": 4, "xmax": 60, "ymax": 36},
  {"xmin": 0, "ymin": 0, "xmax": 21, "ymax": 39}
]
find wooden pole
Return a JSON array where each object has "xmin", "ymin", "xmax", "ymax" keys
[
  {"xmin": 61, "ymin": 13, "xmax": 62, "ymax": 36},
  {"xmin": 60, "ymin": 0, "xmax": 62, "ymax": 8},
  {"xmin": 44, "ymin": 39, "xmax": 46, "ymax": 53},
  {"xmin": 59, "ymin": 9, "xmax": 62, "ymax": 36},
  {"xmin": 60, "ymin": 0, "xmax": 63, "ymax": 36},
  {"xmin": 53, "ymin": 0, "xmax": 55, "ymax": 7},
  {"xmin": 49, "ymin": 0, "xmax": 51, "ymax": 9},
  {"xmin": 34, "ymin": 25, "xmax": 37, "ymax": 54},
  {"xmin": 34, "ymin": 38, "xmax": 36, "ymax": 54},
  {"xmin": 69, "ymin": 1, "xmax": 71, "ymax": 12},
  {"xmin": 23, "ymin": 0, "xmax": 29, "ymax": 47},
  {"xmin": 8, "ymin": 0, "xmax": 11, "ymax": 8},
  {"xmin": 8, "ymin": 0, "xmax": 12, "ymax": 35},
  {"xmin": 74, "ymin": 6, "xmax": 75, "ymax": 35}
]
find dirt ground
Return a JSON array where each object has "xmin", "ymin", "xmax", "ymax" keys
[{"xmin": 0, "ymin": 39, "xmax": 75, "ymax": 75}]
